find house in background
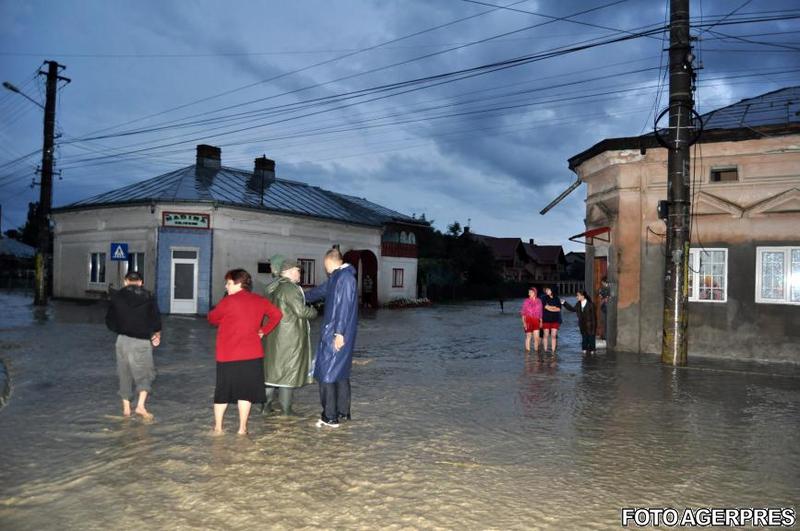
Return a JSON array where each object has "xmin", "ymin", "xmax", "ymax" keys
[
  {"xmin": 466, "ymin": 230, "xmax": 580, "ymax": 293},
  {"xmin": 568, "ymin": 87, "xmax": 800, "ymax": 363},
  {"xmin": 51, "ymin": 145, "xmax": 428, "ymax": 314},
  {"xmin": 0, "ymin": 236, "xmax": 35, "ymax": 288}
]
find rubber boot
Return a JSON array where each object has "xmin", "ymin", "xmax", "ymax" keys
[
  {"xmin": 262, "ymin": 386, "xmax": 276, "ymax": 414},
  {"xmin": 278, "ymin": 387, "xmax": 294, "ymax": 416}
]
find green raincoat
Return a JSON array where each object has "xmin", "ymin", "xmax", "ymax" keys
[{"xmin": 263, "ymin": 276, "xmax": 318, "ymax": 388}]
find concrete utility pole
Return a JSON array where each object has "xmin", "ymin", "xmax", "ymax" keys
[
  {"xmin": 661, "ymin": 0, "xmax": 694, "ymax": 365},
  {"xmin": 34, "ymin": 61, "xmax": 69, "ymax": 306}
]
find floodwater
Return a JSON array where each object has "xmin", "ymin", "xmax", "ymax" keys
[{"xmin": 0, "ymin": 291, "xmax": 798, "ymax": 530}]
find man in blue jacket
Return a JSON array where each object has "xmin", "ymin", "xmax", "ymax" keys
[{"xmin": 305, "ymin": 248, "xmax": 358, "ymax": 428}]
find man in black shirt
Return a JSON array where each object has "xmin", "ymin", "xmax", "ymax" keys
[{"xmin": 105, "ymin": 272, "xmax": 162, "ymax": 421}]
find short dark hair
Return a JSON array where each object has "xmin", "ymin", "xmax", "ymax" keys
[
  {"xmin": 124, "ymin": 271, "xmax": 143, "ymax": 282},
  {"xmin": 325, "ymin": 248, "xmax": 343, "ymax": 262},
  {"xmin": 224, "ymin": 268, "xmax": 252, "ymax": 291},
  {"xmin": 578, "ymin": 289, "xmax": 591, "ymax": 301}
]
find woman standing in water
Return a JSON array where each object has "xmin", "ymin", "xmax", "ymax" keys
[
  {"xmin": 562, "ymin": 290, "xmax": 597, "ymax": 356},
  {"xmin": 520, "ymin": 286, "xmax": 543, "ymax": 353},
  {"xmin": 263, "ymin": 259, "xmax": 318, "ymax": 415},
  {"xmin": 208, "ymin": 269, "xmax": 282, "ymax": 435},
  {"xmin": 541, "ymin": 286, "xmax": 562, "ymax": 353}
]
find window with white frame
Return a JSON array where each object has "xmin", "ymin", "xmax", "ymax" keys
[
  {"xmin": 125, "ymin": 252, "xmax": 145, "ymax": 281},
  {"xmin": 298, "ymin": 259, "xmax": 315, "ymax": 287},
  {"xmin": 392, "ymin": 268, "xmax": 404, "ymax": 288},
  {"xmin": 688, "ymin": 248, "xmax": 727, "ymax": 302},
  {"xmin": 89, "ymin": 252, "xmax": 107, "ymax": 285},
  {"xmin": 756, "ymin": 246, "xmax": 800, "ymax": 305}
]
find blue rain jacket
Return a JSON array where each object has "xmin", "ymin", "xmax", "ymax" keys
[{"xmin": 305, "ymin": 264, "xmax": 358, "ymax": 383}]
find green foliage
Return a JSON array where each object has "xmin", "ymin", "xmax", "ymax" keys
[{"xmin": 417, "ymin": 223, "xmax": 501, "ymax": 299}]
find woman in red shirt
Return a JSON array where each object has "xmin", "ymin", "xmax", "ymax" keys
[{"xmin": 208, "ymin": 269, "xmax": 282, "ymax": 435}]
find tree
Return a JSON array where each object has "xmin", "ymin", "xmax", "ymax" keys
[
  {"xmin": 447, "ymin": 221, "xmax": 462, "ymax": 237},
  {"xmin": 18, "ymin": 202, "xmax": 40, "ymax": 248}
]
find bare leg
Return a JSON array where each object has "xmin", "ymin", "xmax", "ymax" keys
[
  {"xmin": 237, "ymin": 400, "xmax": 252, "ymax": 435},
  {"xmin": 134, "ymin": 391, "xmax": 153, "ymax": 421},
  {"xmin": 122, "ymin": 399, "xmax": 132, "ymax": 417},
  {"xmin": 214, "ymin": 403, "xmax": 227, "ymax": 433},
  {"xmin": 533, "ymin": 330, "xmax": 541, "ymax": 352},
  {"xmin": 524, "ymin": 332, "xmax": 531, "ymax": 352},
  {"xmin": 552, "ymin": 329, "xmax": 559, "ymax": 352},
  {"xmin": 543, "ymin": 329, "xmax": 551, "ymax": 352}
]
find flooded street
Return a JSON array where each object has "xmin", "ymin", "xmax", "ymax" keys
[{"xmin": 0, "ymin": 291, "xmax": 798, "ymax": 530}]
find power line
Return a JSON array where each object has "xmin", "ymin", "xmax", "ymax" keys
[{"xmin": 74, "ymin": 0, "xmax": 631, "ymax": 141}]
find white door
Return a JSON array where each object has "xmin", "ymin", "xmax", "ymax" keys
[{"xmin": 170, "ymin": 249, "xmax": 198, "ymax": 314}]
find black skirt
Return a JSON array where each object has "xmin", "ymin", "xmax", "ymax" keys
[{"xmin": 214, "ymin": 358, "xmax": 267, "ymax": 404}]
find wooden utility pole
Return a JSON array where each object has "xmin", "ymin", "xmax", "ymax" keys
[
  {"xmin": 661, "ymin": 0, "xmax": 694, "ymax": 365},
  {"xmin": 34, "ymin": 61, "xmax": 69, "ymax": 306}
]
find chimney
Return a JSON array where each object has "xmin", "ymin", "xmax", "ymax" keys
[
  {"xmin": 529, "ymin": 238, "xmax": 534, "ymax": 245},
  {"xmin": 254, "ymin": 155, "xmax": 276, "ymax": 185},
  {"xmin": 196, "ymin": 144, "xmax": 221, "ymax": 169}
]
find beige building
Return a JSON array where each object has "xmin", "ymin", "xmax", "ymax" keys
[{"xmin": 568, "ymin": 87, "xmax": 800, "ymax": 362}]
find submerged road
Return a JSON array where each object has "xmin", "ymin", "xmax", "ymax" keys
[{"xmin": 0, "ymin": 291, "xmax": 798, "ymax": 529}]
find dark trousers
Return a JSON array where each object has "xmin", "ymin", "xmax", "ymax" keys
[
  {"xmin": 319, "ymin": 379, "xmax": 351, "ymax": 422},
  {"xmin": 581, "ymin": 333, "xmax": 596, "ymax": 352}
]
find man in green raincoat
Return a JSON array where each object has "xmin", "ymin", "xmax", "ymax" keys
[{"xmin": 263, "ymin": 259, "xmax": 318, "ymax": 415}]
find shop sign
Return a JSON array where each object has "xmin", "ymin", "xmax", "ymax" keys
[{"xmin": 162, "ymin": 212, "xmax": 211, "ymax": 229}]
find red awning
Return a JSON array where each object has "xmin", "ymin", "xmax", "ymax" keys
[{"xmin": 569, "ymin": 226, "xmax": 610, "ymax": 245}]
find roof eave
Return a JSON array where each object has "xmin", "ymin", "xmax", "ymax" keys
[{"xmin": 568, "ymin": 123, "xmax": 800, "ymax": 172}]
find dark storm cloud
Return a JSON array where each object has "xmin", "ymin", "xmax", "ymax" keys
[{"xmin": 1, "ymin": 0, "xmax": 798, "ymax": 248}]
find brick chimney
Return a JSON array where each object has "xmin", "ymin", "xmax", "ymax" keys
[
  {"xmin": 196, "ymin": 144, "xmax": 221, "ymax": 169},
  {"xmin": 254, "ymin": 155, "xmax": 276, "ymax": 185}
]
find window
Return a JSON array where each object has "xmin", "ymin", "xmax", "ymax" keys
[
  {"xmin": 710, "ymin": 167, "xmax": 738, "ymax": 182},
  {"xmin": 400, "ymin": 231, "xmax": 409, "ymax": 244},
  {"xmin": 408, "ymin": 232, "xmax": 416, "ymax": 244},
  {"xmin": 257, "ymin": 262, "xmax": 271, "ymax": 274},
  {"xmin": 299, "ymin": 259, "xmax": 315, "ymax": 286},
  {"xmin": 756, "ymin": 247, "xmax": 800, "ymax": 305},
  {"xmin": 688, "ymin": 248, "xmax": 727, "ymax": 302},
  {"xmin": 392, "ymin": 268, "xmax": 404, "ymax": 288},
  {"xmin": 89, "ymin": 252, "xmax": 106, "ymax": 284},
  {"xmin": 125, "ymin": 252, "xmax": 145, "ymax": 281}
]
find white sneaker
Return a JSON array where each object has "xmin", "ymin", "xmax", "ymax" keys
[{"xmin": 315, "ymin": 418, "xmax": 340, "ymax": 428}]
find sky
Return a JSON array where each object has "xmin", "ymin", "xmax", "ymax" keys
[{"xmin": 1, "ymin": 0, "xmax": 798, "ymax": 251}]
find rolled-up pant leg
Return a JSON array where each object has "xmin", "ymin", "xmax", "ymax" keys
[
  {"xmin": 116, "ymin": 335, "xmax": 155, "ymax": 399},
  {"xmin": 116, "ymin": 336, "xmax": 134, "ymax": 401}
]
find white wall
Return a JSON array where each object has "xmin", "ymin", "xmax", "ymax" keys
[
  {"xmin": 210, "ymin": 206, "xmax": 381, "ymax": 304},
  {"xmin": 379, "ymin": 256, "xmax": 418, "ymax": 302},
  {"xmin": 52, "ymin": 206, "xmax": 158, "ymax": 298},
  {"xmin": 53, "ymin": 203, "xmax": 420, "ymax": 307}
]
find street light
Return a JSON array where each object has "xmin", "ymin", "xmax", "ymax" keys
[{"xmin": 2, "ymin": 81, "xmax": 45, "ymax": 110}]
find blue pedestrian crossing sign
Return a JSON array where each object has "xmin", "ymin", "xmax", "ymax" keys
[{"xmin": 110, "ymin": 243, "xmax": 129, "ymax": 261}]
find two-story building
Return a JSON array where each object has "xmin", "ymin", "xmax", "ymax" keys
[
  {"xmin": 51, "ymin": 145, "xmax": 427, "ymax": 314},
  {"xmin": 569, "ymin": 87, "xmax": 800, "ymax": 362}
]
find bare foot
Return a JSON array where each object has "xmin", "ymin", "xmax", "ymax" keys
[
  {"xmin": 122, "ymin": 409, "xmax": 131, "ymax": 417},
  {"xmin": 237, "ymin": 430, "xmax": 248, "ymax": 436},
  {"xmin": 211, "ymin": 428, "xmax": 224, "ymax": 436},
  {"xmin": 135, "ymin": 408, "xmax": 154, "ymax": 423}
]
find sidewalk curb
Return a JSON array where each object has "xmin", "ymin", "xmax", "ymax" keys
[{"xmin": 0, "ymin": 358, "xmax": 10, "ymax": 412}]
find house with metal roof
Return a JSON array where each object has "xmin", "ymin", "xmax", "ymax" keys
[
  {"xmin": 568, "ymin": 86, "xmax": 800, "ymax": 363},
  {"xmin": 51, "ymin": 145, "xmax": 427, "ymax": 313}
]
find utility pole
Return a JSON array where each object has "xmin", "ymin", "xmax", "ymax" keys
[
  {"xmin": 34, "ymin": 61, "xmax": 69, "ymax": 306},
  {"xmin": 661, "ymin": 0, "xmax": 694, "ymax": 365}
]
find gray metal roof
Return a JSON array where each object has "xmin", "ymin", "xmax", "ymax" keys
[
  {"xmin": 569, "ymin": 86, "xmax": 800, "ymax": 170},
  {"xmin": 700, "ymin": 86, "xmax": 800, "ymax": 131},
  {"xmin": 59, "ymin": 165, "xmax": 424, "ymax": 228},
  {"xmin": 0, "ymin": 237, "xmax": 36, "ymax": 259}
]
